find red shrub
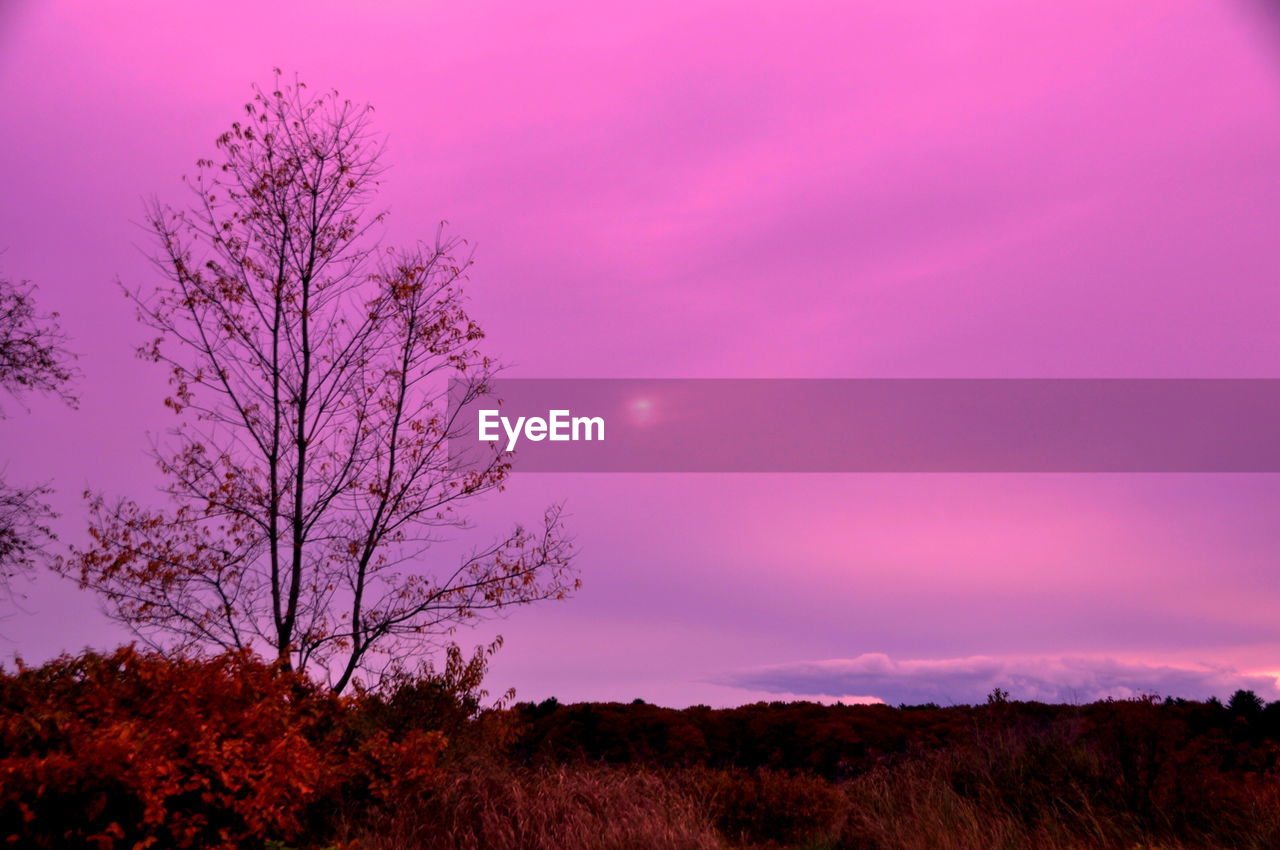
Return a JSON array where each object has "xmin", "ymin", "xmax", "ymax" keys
[{"xmin": 0, "ymin": 646, "xmax": 443, "ymax": 849}]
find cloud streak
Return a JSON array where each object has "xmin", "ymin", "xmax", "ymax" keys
[{"xmin": 718, "ymin": 653, "xmax": 1280, "ymax": 705}]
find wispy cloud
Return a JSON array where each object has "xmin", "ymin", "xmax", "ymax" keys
[{"xmin": 717, "ymin": 654, "xmax": 1280, "ymax": 705}]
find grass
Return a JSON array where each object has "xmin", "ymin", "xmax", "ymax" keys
[
  {"xmin": 344, "ymin": 763, "xmax": 722, "ymax": 850},
  {"xmin": 337, "ymin": 723, "xmax": 1280, "ymax": 850}
]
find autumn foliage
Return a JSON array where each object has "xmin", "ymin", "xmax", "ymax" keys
[
  {"xmin": 8, "ymin": 649, "xmax": 1280, "ymax": 849},
  {"xmin": 0, "ymin": 647, "xmax": 445, "ymax": 849},
  {"xmin": 0, "ymin": 277, "xmax": 76, "ymax": 593}
]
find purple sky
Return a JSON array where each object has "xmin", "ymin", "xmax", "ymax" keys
[{"xmin": 3, "ymin": 0, "xmax": 1280, "ymax": 705}]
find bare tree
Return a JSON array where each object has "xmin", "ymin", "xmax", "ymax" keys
[
  {"xmin": 0, "ymin": 277, "xmax": 76, "ymax": 595},
  {"xmin": 61, "ymin": 74, "xmax": 577, "ymax": 691}
]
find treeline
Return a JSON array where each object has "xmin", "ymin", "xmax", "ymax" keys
[{"xmin": 510, "ymin": 690, "xmax": 1280, "ymax": 779}]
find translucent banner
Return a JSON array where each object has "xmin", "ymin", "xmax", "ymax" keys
[{"xmin": 447, "ymin": 379, "xmax": 1280, "ymax": 472}]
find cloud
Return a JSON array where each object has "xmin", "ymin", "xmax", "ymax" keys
[{"xmin": 717, "ymin": 653, "xmax": 1280, "ymax": 705}]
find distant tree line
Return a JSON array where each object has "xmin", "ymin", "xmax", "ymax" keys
[{"xmin": 510, "ymin": 689, "xmax": 1280, "ymax": 780}]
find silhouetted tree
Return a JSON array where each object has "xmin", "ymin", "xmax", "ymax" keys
[
  {"xmin": 62, "ymin": 74, "xmax": 577, "ymax": 690},
  {"xmin": 0, "ymin": 277, "xmax": 76, "ymax": 594},
  {"xmin": 1228, "ymin": 689, "xmax": 1264, "ymax": 718}
]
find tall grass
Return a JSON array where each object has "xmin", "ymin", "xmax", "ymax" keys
[
  {"xmin": 838, "ymin": 729, "xmax": 1280, "ymax": 850},
  {"xmin": 346, "ymin": 763, "xmax": 722, "ymax": 850},
  {"xmin": 347, "ymin": 724, "xmax": 1280, "ymax": 850}
]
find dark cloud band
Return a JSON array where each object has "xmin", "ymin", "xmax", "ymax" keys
[{"xmin": 717, "ymin": 653, "xmax": 1280, "ymax": 705}]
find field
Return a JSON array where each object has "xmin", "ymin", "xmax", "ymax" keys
[{"xmin": 4, "ymin": 648, "xmax": 1280, "ymax": 849}]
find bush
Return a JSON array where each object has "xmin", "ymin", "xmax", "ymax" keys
[
  {"xmin": 0, "ymin": 647, "xmax": 444, "ymax": 849},
  {"xmin": 681, "ymin": 767, "xmax": 848, "ymax": 847},
  {"xmin": 349, "ymin": 641, "xmax": 516, "ymax": 765}
]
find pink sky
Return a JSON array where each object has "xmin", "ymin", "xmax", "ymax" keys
[{"xmin": 3, "ymin": 0, "xmax": 1280, "ymax": 705}]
